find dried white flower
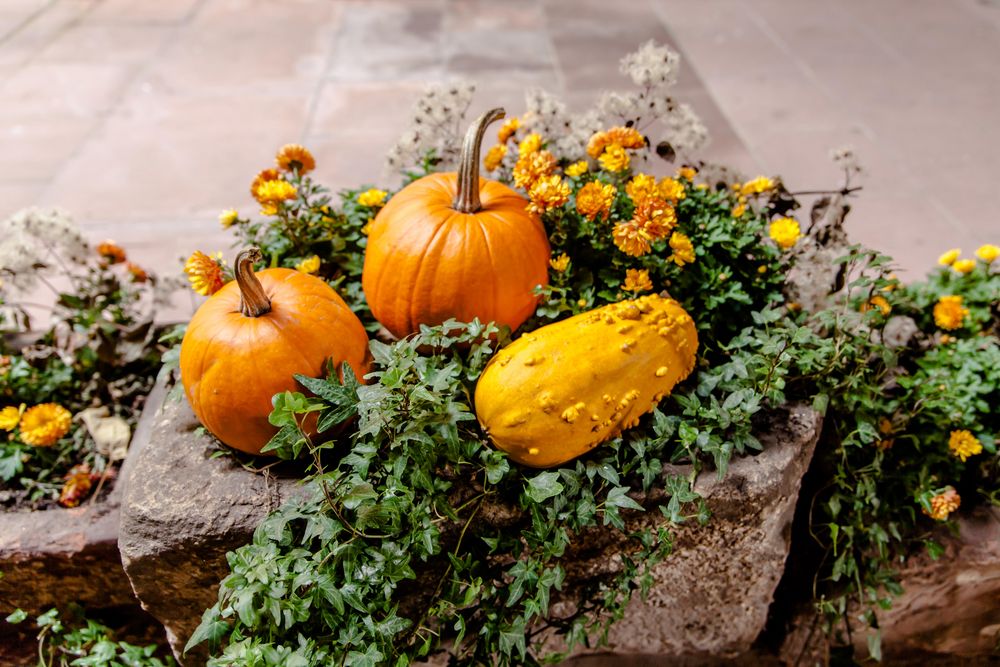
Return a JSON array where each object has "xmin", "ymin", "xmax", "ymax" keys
[
  {"xmin": 0, "ymin": 207, "xmax": 89, "ymax": 292},
  {"xmin": 830, "ymin": 145, "xmax": 863, "ymax": 177},
  {"xmin": 663, "ymin": 102, "xmax": 709, "ymax": 153},
  {"xmin": 620, "ymin": 40, "xmax": 681, "ymax": 90},
  {"xmin": 385, "ymin": 81, "xmax": 476, "ymax": 172}
]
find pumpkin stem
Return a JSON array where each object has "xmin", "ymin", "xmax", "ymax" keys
[
  {"xmin": 453, "ymin": 107, "xmax": 506, "ymax": 213},
  {"xmin": 235, "ymin": 248, "xmax": 272, "ymax": 317}
]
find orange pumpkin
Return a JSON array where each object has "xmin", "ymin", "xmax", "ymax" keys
[
  {"xmin": 179, "ymin": 248, "xmax": 370, "ymax": 455},
  {"xmin": 362, "ymin": 107, "xmax": 551, "ymax": 339}
]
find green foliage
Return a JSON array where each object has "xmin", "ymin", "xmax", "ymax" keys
[{"xmin": 6, "ymin": 607, "xmax": 174, "ymax": 666}]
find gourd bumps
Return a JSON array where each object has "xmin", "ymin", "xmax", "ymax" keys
[{"xmin": 475, "ymin": 294, "xmax": 697, "ymax": 468}]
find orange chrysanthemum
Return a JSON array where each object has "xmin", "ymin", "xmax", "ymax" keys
[
  {"xmin": 126, "ymin": 262, "xmax": 148, "ymax": 283},
  {"xmin": 575, "ymin": 181, "xmax": 616, "ymax": 221},
  {"xmin": 59, "ymin": 464, "xmax": 96, "ymax": 508},
  {"xmin": 96, "ymin": 241, "xmax": 126, "ymax": 265},
  {"xmin": 933, "ymin": 295, "xmax": 968, "ymax": 330},
  {"xmin": 658, "ymin": 177, "xmax": 686, "ymax": 203},
  {"xmin": 632, "ymin": 199, "xmax": 676, "ymax": 240},
  {"xmin": 19, "ymin": 403, "xmax": 72, "ymax": 447},
  {"xmin": 622, "ymin": 268, "xmax": 653, "ymax": 292},
  {"xmin": 251, "ymin": 169, "xmax": 282, "ymax": 202},
  {"xmin": 256, "ymin": 179, "xmax": 298, "ymax": 216},
  {"xmin": 184, "ymin": 250, "xmax": 226, "ymax": 296},
  {"xmin": 484, "ymin": 144, "xmax": 507, "ymax": 171},
  {"xmin": 275, "ymin": 144, "xmax": 315, "ymax": 173},
  {"xmin": 669, "ymin": 231, "xmax": 695, "ymax": 266},
  {"xmin": 587, "ymin": 127, "xmax": 644, "ymax": 158},
  {"xmin": 625, "ymin": 174, "xmax": 658, "ymax": 205},
  {"xmin": 497, "ymin": 117, "xmax": 520, "ymax": 144},
  {"xmin": 924, "ymin": 487, "xmax": 960, "ymax": 521},
  {"xmin": 518, "ymin": 132, "xmax": 543, "ymax": 156},
  {"xmin": 613, "ymin": 220, "xmax": 652, "ymax": 257},
  {"xmin": 527, "ymin": 175, "xmax": 571, "ymax": 215},
  {"xmin": 513, "ymin": 150, "xmax": 557, "ymax": 190}
]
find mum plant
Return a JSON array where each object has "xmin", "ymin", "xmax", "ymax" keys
[{"xmin": 182, "ymin": 42, "xmax": 997, "ymax": 664}]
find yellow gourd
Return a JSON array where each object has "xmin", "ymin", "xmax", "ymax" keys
[{"xmin": 474, "ymin": 294, "xmax": 698, "ymax": 468}]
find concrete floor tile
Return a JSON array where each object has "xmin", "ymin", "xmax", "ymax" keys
[
  {"xmin": 0, "ymin": 181, "xmax": 46, "ymax": 220},
  {"xmin": 0, "ymin": 61, "xmax": 133, "ymax": 118},
  {"xmin": 0, "ymin": 111, "xmax": 98, "ymax": 181},
  {"xmin": 85, "ymin": 0, "xmax": 203, "ymax": 25}
]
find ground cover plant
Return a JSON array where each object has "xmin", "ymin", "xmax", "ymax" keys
[{"xmin": 178, "ymin": 42, "xmax": 997, "ymax": 664}]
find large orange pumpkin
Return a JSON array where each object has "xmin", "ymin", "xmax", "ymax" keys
[
  {"xmin": 179, "ymin": 248, "xmax": 370, "ymax": 455},
  {"xmin": 362, "ymin": 107, "xmax": 551, "ymax": 339}
]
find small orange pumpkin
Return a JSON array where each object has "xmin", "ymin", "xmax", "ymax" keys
[
  {"xmin": 362, "ymin": 107, "xmax": 551, "ymax": 339},
  {"xmin": 179, "ymin": 248, "xmax": 370, "ymax": 455}
]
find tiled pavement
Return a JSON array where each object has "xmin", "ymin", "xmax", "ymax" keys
[{"xmin": 2, "ymin": 0, "xmax": 998, "ymax": 318}]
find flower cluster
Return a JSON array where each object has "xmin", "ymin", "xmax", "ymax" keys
[
  {"xmin": 184, "ymin": 251, "xmax": 227, "ymax": 296},
  {"xmin": 385, "ymin": 82, "xmax": 476, "ymax": 172}
]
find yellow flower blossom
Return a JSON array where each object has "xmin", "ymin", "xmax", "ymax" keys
[
  {"xmin": 357, "ymin": 188, "xmax": 388, "ymax": 208},
  {"xmin": 564, "ymin": 161, "xmax": 588, "ymax": 178},
  {"xmin": 518, "ymin": 132, "xmax": 543, "ymax": 156},
  {"xmin": 587, "ymin": 127, "xmax": 645, "ymax": 158},
  {"xmin": 251, "ymin": 169, "xmax": 282, "ymax": 202},
  {"xmin": 657, "ymin": 177, "xmax": 686, "ymax": 203},
  {"xmin": 527, "ymin": 175, "xmax": 571, "ymax": 215},
  {"xmin": 96, "ymin": 241, "xmax": 127, "ymax": 265},
  {"xmin": 497, "ymin": 117, "xmax": 520, "ymax": 144},
  {"xmin": 769, "ymin": 217, "xmax": 801, "ymax": 249},
  {"xmin": 952, "ymin": 258, "xmax": 975, "ymax": 274},
  {"xmin": 219, "ymin": 209, "xmax": 239, "ymax": 229},
  {"xmin": 677, "ymin": 166, "xmax": 697, "ymax": 181},
  {"xmin": 757, "ymin": 265, "xmax": 768, "ymax": 274},
  {"xmin": 598, "ymin": 144, "xmax": 630, "ymax": 172},
  {"xmin": 669, "ymin": 231, "xmax": 695, "ymax": 266},
  {"xmin": 732, "ymin": 203, "xmax": 746, "ymax": 218},
  {"xmin": 275, "ymin": 144, "xmax": 315, "ymax": 173},
  {"xmin": 741, "ymin": 176, "xmax": 775, "ymax": 196},
  {"xmin": 933, "ymin": 295, "xmax": 968, "ymax": 330},
  {"xmin": 549, "ymin": 253, "xmax": 570, "ymax": 272},
  {"xmin": 484, "ymin": 144, "xmax": 506, "ymax": 172},
  {"xmin": 256, "ymin": 180, "xmax": 298, "ymax": 216},
  {"xmin": 861, "ymin": 295, "xmax": 891, "ymax": 316},
  {"xmin": 632, "ymin": 200, "xmax": 676, "ymax": 240},
  {"xmin": 184, "ymin": 250, "xmax": 226, "ymax": 296},
  {"xmin": 513, "ymin": 150, "xmax": 557, "ymax": 191},
  {"xmin": 295, "ymin": 255, "xmax": 321, "ymax": 274},
  {"xmin": 924, "ymin": 487, "xmax": 960, "ymax": 521},
  {"xmin": 948, "ymin": 429, "xmax": 982, "ymax": 462},
  {"xmin": 975, "ymin": 243, "xmax": 999, "ymax": 263},
  {"xmin": 613, "ymin": 220, "xmax": 652, "ymax": 257},
  {"xmin": 937, "ymin": 248, "xmax": 961, "ymax": 266},
  {"xmin": 575, "ymin": 181, "xmax": 616, "ymax": 221},
  {"xmin": 19, "ymin": 403, "xmax": 72, "ymax": 447},
  {"xmin": 625, "ymin": 174, "xmax": 658, "ymax": 205},
  {"xmin": 622, "ymin": 268, "xmax": 653, "ymax": 292},
  {"xmin": 0, "ymin": 405, "xmax": 21, "ymax": 431}
]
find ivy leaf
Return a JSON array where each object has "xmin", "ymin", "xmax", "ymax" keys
[
  {"xmin": 606, "ymin": 486, "xmax": 644, "ymax": 512},
  {"xmin": 526, "ymin": 472, "xmax": 564, "ymax": 503},
  {"xmin": 5, "ymin": 609, "xmax": 27, "ymax": 624},
  {"xmin": 0, "ymin": 449, "xmax": 23, "ymax": 482},
  {"xmin": 184, "ymin": 604, "xmax": 230, "ymax": 652}
]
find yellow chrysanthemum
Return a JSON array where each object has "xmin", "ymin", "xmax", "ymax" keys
[
  {"xmin": 599, "ymin": 145, "xmax": 630, "ymax": 172},
  {"xmin": 658, "ymin": 177, "xmax": 686, "ymax": 203},
  {"xmin": 952, "ymin": 258, "xmax": 976, "ymax": 274},
  {"xmin": 975, "ymin": 243, "xmax": 999, "ymax": 263},
  {"xmin": 256, "ymin": 179, "xmax": 298, "ymax": 216},
  {"xmin": 613, "ymin": 220, "xmax": 652, "ymax": 257},
  {"xmin": 275, "ymin": 144, "xmax": 315, "ymax": 173},
  {"xmin": 497, "ymin": 117, "xmax": 520, "ymax": 144},
  {"xmin": 357, "ymin": 188, "xmax": 388, "ymax": 208},
  {"xmin": 769, "ymin": 217, "xmax": 801, "ymax": 249},
  {"xmin": 677, "ymin": 166, "xmax": 697, "ymax": 181},
  {"xmin": 924, "ymin": 487, "xmax": 960, "ymax": 521},
  {"xmin": 19, "ymin": 403, "xmax": 72, "ymax": 447},
  {"xmin": 622, "ymin": 268, "xmax": 653, "ymax": 292},
  {"xmin": 484, "ymin": 144, "xmax": 506, "ymax": 172},
  {"xmin": 937, "ymin": 248, "xmax": 961, "ymax": 266},
  {"xmin": 741, "ymin": 176, "xmax": 776, "ymax": 196},
  {"xmin": 360, "ymin": 222, "xmax": 371, "ymax": 235},
  {"xmin": 732, "ymin": 203, "xmax": 746, "ymax": 218},
  {"xmin": 219, "ymin": 209, "xmax": 239, "ymax": 229},
  {"xmin": 564, "ymin": 161, "xmax": 588, "ymax": 178},
  {"xmin": 587, "ymin": 127, "xmax": 644, "ymax": 158},
  {"xmin": 625, "ymin": 174, "xmax": 658, "ymax": 205},
  {"xmin": 933, "ymin": 295, "xmax": 968, "ymax": 330},
  {"xmin": 251, "ymin": 169, "xmax": 282, "ymax": 202},
  {"xmin": 0, "ymin": 405, "xmax": 21, "ymax": 431},
  {"xmin": 948, "ymin": 429, "xmax": 982, "ymax": 462},
  {"xmin": 575, "ymin": 181, "xmax": 616, "ymax": 221},
  {"xmin": 513, "ymin": 150, "xmax": 557, "ymax": 190},
  {"xmin": 527, "ymin": 175, "xmax": 571, "ymax": 215},
  {"xmin": 184, "ymin": 250, "xmax": 226, "ymax": 296},
  {"xmin": 632, "ymin": 200, "xmax": 676, "ymax": 240},
  {"xmin": 518, "ymin": 132, "xmax": 543, "ymax": 156},
  {"xmin": 96, "ymin": 241, "xmax": 126, "ymax": 265},
  {"xmin": 861, "ymin": 295, "xmax": 891, "ymax": 316},
  {"xmin": 549, "ymin": 253, "xmax": 570, "ymax": 272},
  {"xmin": 669, "ymin": 231, "xmax": 695, "ymax": 267},
  {"xmin": 295, "ymin": 255, "xmax": 321, "ymax": 274}
]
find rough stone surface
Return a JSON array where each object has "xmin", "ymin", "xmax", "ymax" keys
[
  {"xmin": 858, "ymin": 506, "xmax": 1000, "ymax": 659},
  {"xmin": 0, "ymin": 373, "xmax": 166, "ymax": 617},
  {"xmin": 559, "ymin": 404, "xmax": 822, "ymax": 660},
  {"xmin": 118, "ymin": 379, "xmax": 307, "ymax": 663}
]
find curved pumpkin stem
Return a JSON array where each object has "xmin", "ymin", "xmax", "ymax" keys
[
  {"xmin": 235, "ymin": 248, "xmax": 272, "ymax": 317},
  {"xmin": 453, "ymin": 107, "xmax": 506, "ymax": 213}
]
